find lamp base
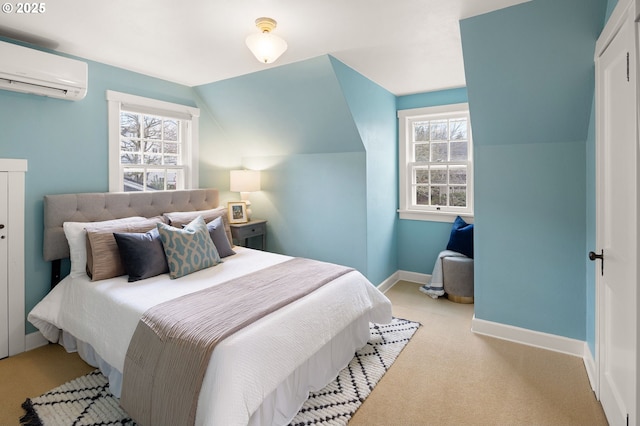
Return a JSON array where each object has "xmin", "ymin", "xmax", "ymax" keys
[{"xmin": 240, "ymin": 192, "xmax": 252, "ymax": 220}]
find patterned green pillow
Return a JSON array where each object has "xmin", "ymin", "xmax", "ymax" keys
[{"xmin": 157, "ymin": 216, "xmax": 221, "ymax": 279}]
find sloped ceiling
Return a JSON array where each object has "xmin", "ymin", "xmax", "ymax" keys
[
  {"xmin": 195, "ymin": 56, "xmax": 363, "ymax": 157},
  {"xmin": 460, "ymin": 0, "xmax": 604, "ymax": 146}
]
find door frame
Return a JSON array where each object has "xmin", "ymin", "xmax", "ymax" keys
[{"xmin": 593, "ymin": 0, "xmax": 638, "ymax": 423}]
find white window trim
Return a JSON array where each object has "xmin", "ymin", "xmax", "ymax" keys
[
  {"xmin": 398, "ymin": 103, "xmax": 474, "ymax": 223},
  {"xmin": 106, "ymin": 90, "xmax": 200, "ymax": 192}
]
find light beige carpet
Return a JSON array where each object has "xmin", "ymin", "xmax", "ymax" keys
[
  {"xmin": 2, "ymin": 280, "xmax": 607, "ymax": 425},
  {"xmin": 350, "ymin": 281, "xmax": 608, "ymax": 425}
]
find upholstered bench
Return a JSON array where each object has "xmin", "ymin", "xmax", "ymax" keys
[
  {"xmin": 442, "ymin": 255, "xmax": 474, "ymax": 304},
  {"xmin": 420, "ymin": 216, "xmax": 474, "ymax": 302}
]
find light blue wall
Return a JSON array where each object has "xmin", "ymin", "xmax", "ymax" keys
[
  {"xmin": 195, "ymin": 56, "xmax": 365, "ymax": 203},
  {"xmin": 396, "ymin": 88, "xmax": 469, "ymax": 274},
  {"xmin": 329, "ymin": 57, "xmax": 398, "ymax": 285},
  {"xmin": 244, "ymin": 152, "xmax": 368, "ymax": 272},
  {"xmin": 460, "ymin": 0, "xmax": 606, "ymax": 339},
  {"xmin": 474, "ymin": 141, "xmax": 586, "ymax": 336},
  {"xmin": 195, "ymin": 55, "xmax": 395, "ymax": 281},
  {"xmin": 0, "ymin": 40, "xmax": 214, "ymax": 333}
]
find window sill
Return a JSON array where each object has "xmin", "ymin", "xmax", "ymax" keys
[{"xmin": 398, "ymin": 209, "xmax": 474, "ymax": 223}]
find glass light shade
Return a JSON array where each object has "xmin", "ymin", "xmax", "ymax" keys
[
  {"xmin": 230, "ymin": 170, "xmax": 261, "ymax": 192},
  {"xmin": 245, "ymin": 32, "xmax": 288, "ymax": 64}
]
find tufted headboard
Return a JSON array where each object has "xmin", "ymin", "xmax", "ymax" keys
[{"xmin": 43, "ymin": 188, "xmax": 219, "ymax": 262}]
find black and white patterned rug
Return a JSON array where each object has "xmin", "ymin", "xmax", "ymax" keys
[{"xmin": 21, "ymin": 317, "xmax": 420, "ymax": 426}]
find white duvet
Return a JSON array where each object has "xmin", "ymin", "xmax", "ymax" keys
[{"xmin": 28, "ymin": 247, "xmax": 392, "ymax": 426}]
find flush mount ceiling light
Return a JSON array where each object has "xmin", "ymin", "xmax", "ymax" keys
[{"xmin": 245, "ymin": 17, "xmax": 288, "ymax": 64}]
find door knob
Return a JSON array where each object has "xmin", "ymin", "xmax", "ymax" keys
[
  {"xmin": 589, "ymin": 250, "xmax": 604, "ymax": 275},
  {"xmin": 588, "ymin": 250, "xmax": 603, "ymax": 261}
]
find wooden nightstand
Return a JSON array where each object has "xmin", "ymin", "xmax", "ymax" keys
[{"xmin": 230, "ymin": 219, "xmax": 267, "ymax": 250}]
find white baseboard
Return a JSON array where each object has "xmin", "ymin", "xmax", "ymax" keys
[
  {"xmin": 471, "ymin": 316, "xmax": 585, "ymax": 358},
  {"xmin": 25, "ymin": 331, "xmax": 48, "ymax": 351},
  {"xmin": 583, "ymin": 343, "xmax": 597, "ymax": 392},
  {"xmin": 398, "ymin": 270, "xmax": 430, "ymax": 285},
  {"xmin": 377, "ymin": 271, "xmax": 400, "ymax": 293},
  {"xmin": 377, "ymin": 270, "xmax": 430, "ymax": 294}
]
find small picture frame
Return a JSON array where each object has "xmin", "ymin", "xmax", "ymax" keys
[{"xmin": 228, "ymin": 201, "xmax": 248, "ymax": 224}]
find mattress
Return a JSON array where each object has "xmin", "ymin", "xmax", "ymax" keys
[{"xmin": 28, "ymin": 247, "xmax": 392, "ymax": 425}]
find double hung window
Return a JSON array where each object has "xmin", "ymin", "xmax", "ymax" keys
[
  {"xmin": 107, "ymin": 90, "xmax": 199, "ymax": 192},
  {"xmin": 398, "ymin": 103, "xmax": 473, "ymax": 221}
]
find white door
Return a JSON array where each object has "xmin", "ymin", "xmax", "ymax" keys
[
  {"xmin": 0, "ymin": 172, "xmax": 8, "ymax": 359},
  {"xmin": 595, "ymin": 8, "xmax": 637, "ymax": 426}
]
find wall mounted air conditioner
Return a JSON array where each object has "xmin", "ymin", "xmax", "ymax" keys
[{"xmin": 0, "ymin": 40, "xmax": 87, "ymax": 101}]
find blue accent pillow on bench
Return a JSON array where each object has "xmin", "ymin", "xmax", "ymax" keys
[{"xmin": 446, "ymin": 216, "xmax": 474, "ymax": 258}]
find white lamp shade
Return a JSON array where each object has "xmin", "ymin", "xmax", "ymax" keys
[
  {"xmin": 230, "ymin": 170, "xmax": 261, "ymax": 192},
  {"xmin": 245, "ymin": 32, "xmax": 288, "ymax": 64}
]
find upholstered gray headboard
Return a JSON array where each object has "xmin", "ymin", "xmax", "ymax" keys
[{"xmin": 43, "ymin": 188, "xmax": 219, "ymax": 262}]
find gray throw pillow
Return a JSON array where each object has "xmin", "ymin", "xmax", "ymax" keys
[{"xmin": 206, "ymin": 216, "xmax": 236, "ymax": 258}]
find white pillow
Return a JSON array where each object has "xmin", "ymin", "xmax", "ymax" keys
[{"xmin": 63, "ymin": 217, "xmax": 146, "ymax": 278}]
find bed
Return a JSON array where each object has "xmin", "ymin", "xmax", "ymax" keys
[{"xmin": 27, "ymin": 189, "xmax": 392, "ymax": 426}]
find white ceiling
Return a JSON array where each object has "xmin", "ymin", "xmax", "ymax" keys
[{"xmin": 0, "ymin": 0, "xmax": 529, "ymax": 95}]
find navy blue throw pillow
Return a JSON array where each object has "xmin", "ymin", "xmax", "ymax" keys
[
  {"xmin": 446, "ymin": 216, "xmax": 474, "ymax": 258},
  {"xmin": 114, "ymin": 228, "xmax": 169, "ymax": 282}
]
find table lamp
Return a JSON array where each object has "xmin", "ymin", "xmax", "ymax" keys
[{"xmin": 230, "ymin": 170, "xmax": 261, "ymax": 220}]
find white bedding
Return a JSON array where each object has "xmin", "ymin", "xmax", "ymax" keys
[{"xmin": 28, "ymin": 247, "xmax": 392, "ymax": 425}]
